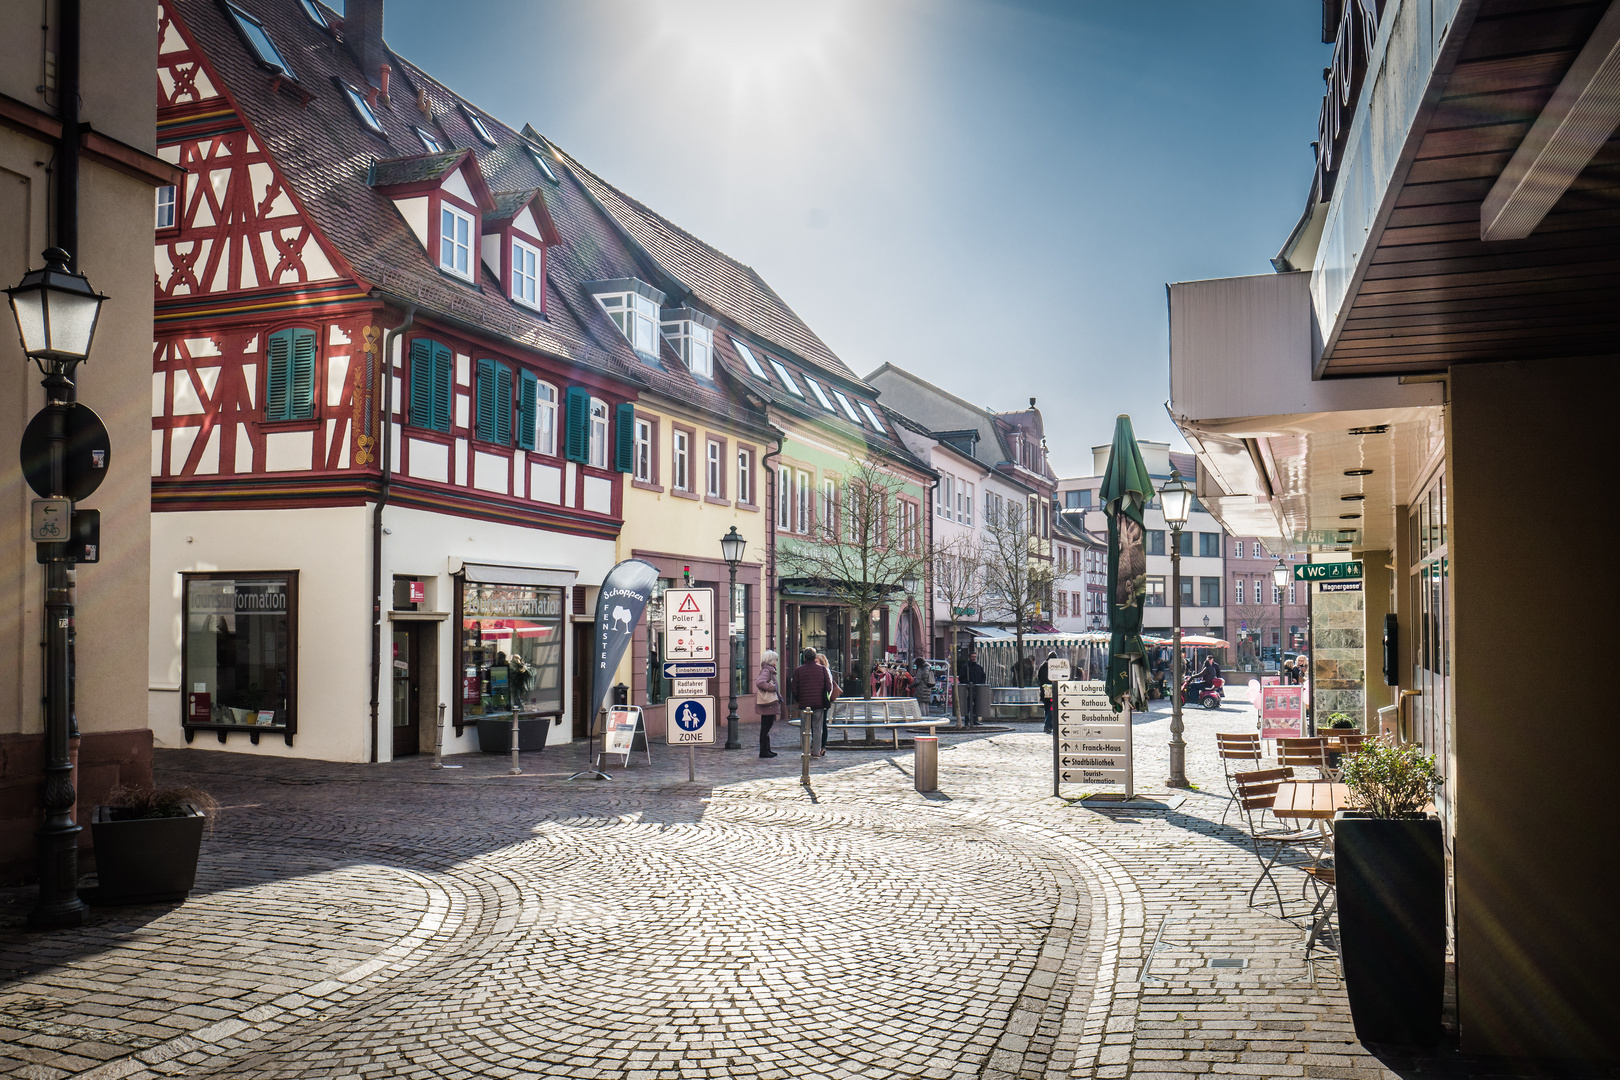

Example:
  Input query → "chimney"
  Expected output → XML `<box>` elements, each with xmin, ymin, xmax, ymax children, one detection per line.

<box><xmin>346</xmin><ymin>0</ymin><xmax>386</xmax><ymax>89</ymax></box>
<box><xmin>1029</xmin><ymin>397</ymin><xmax>1037</xmax><ymax>409</ymax></box>
<box><xmin>377</xmin><ymin>63</ymin><xmax>391</xmax><ymax>106</ymax></box>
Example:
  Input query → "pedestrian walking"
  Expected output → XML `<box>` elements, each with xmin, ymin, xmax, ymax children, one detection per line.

<box><xmin>793</xmin><ymin>649</ymin><xmax>832</xmax><ymax>755</ymax></box>
<box><xmin>912</xmin><ymin>658</ymin><xmax>933</xmax><ymax>712</ymax></box>
<box><xmin>958</xmin><ymin>650</ymin><xmax>987</xmax><ymax>727</ymax></box>
<box><xmin>755</xmin><ymin>649</ymin><xmax>781</xmax><ymax>758</ymax></box>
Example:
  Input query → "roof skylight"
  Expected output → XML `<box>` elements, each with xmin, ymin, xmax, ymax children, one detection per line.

<box><xmin>296</xmin><ymin>0</ymin><xmax>328</xmax><ymax>29</ymax></box>
<box><xmin>731</xmin><ymin>337</ymin><xmax>767</xmax><ymax>380</ymax></box>
<box><xmin>806</xmin><ymin>379</ymin><xmax>837</xmax><ymax>413</ymax></box>
<box><xmin>227</xmin><ymin>3</ymin><xmax>295</xmax><ymax>79</ymax></box>
<box><xmin>416</xmin><ymin>127</ymin><xmax>442</xmax><ymax>153</ymax></box>
<box><xmin>767</xmin><ymin>357</ymin><xmax>803</xmax><ymax>397</ymax></box>
<box><xmin>340</xmin><ymin>81</ymin><xmax>385</xmax><ymax>136</ymax></box>
<box><xmin>465</xmin><ymin>109</ymin><xmax>499</xmax><ymax>147</ymax></box>
<box><xmin>858</xmin><ymin>402</ymin><xmax>887</xmax><ymax>432</ymax></box>
<box><xmin>831</xmin><ymin>389</ymin><xmax>864</xmax><ymax>425</ymax></box>
<box><xmin>527</xmin><ymin>145</ymin><xmax>560</xmax><ymax>184</ymax></box>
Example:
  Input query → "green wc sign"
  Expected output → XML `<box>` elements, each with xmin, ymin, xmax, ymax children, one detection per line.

<box><xmin>1294</xmin><ymin>561</ymin><xmax>1363</xmax><ymax>582</ymax></box>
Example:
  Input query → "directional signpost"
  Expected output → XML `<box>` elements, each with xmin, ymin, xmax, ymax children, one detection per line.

<box><xmin>668</xmin><ymin>695</ymin><xmax>715</xmax><ymax>781</ymax></box>
<box><xmin>1294</xmin><ymin>561</ymin><xmax>1363</xmax><ymax>581</ymax></box>
<box><xmin>1054</xmin><ymin>679</ymin><xmax>1133</xmax><ymax>798</ymax></box>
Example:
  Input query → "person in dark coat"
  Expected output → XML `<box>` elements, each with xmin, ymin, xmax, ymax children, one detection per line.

<box><xmin>958</xmin><ymin>651</ymin><xmax>987</xmax><ymax>727</ymax></box>
<box><xmin>790</xmin><ymin>648</ymin><xmax>832</xmax><ymax>756</ymax></box>
<box><xmin>1036</xmin><ymin>650</ymin><xmax>1060</xmax><ymax>734</ymax></box>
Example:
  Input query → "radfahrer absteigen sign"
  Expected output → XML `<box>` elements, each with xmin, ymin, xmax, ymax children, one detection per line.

<box><xmin>1294</xmin><ymin>561</ymin><xmax>1363</xmax><ymax>582</ymax></box>
<box><xmin>1054</xmin><ymin>679</ymin><xmax>1133</xmax><ymax>798</ymax></box>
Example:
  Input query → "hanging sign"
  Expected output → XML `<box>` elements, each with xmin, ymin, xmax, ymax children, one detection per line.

<box><xmin>1295</xmin><ymin>561</ymin><xmax>1362</xmax><ymax>581</ymax></box>
<box><xmin>663</xmin><ymin>588</ymin><xmax>714</xmax><ymax>661</ymax></box>
<box><xmin>1260</xmin><ymin>685</ymin><xmax>1304</xmax><ymax>740</ymax></box>
<box><xmin>1055</xmin><ymin>679</ymin><xmax>1132</xmax><ymax>790</ymax></box>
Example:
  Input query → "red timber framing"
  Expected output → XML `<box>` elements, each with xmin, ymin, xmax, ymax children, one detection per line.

<box><xmin>150</xmin><ymin>1</ymin><xmax>632</xmax><ymax>538</ymax></box>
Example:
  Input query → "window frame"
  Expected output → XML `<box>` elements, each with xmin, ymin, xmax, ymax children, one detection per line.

<box><xmin>795</xmin><ymin>469</ymin><xmax>812</xmax><ymax>535</ymax></box>
<box><xmin>633</xmin><ymin>417</ymin><xmax>655</xmax><ymax>483</ymax></box>
<box><xmin>830</xmin><ymin>388</ymin><xmax>864</xmax><ymax>425</ymax></box>
<box><xmin>415</xmin><ymin>127</ymin><xmax>442</xmax><ymax>153</ymax></box>
<box><xmin>226</xmin><ymin>2</ymin><xmax>296</xmax><ymax>79</ymax></box>
<box><xmin>858</xmin><ymin>402</ymin><xmax>886</xmax><ymax>431</ymax></box>
<box><xmin>671</xmin><ymin>427</ymin><xmax>691</xmax><ymax>493</ymax></box>
<box><xmin>776</xmin><ymin>465</ymin><xmax>792</xmax><ymax>530</ymax></box>
<box><xmin>156</xmin><ymin>184</ymin><xmax>177</xmax><ymax>231</ymax></box>
<box><xmin>736</xmin><ymin>445</ymin><xmax>755</xmax><ymax>507</ymax></box>
<box><xmin>1145</xmin><ymin>576</ymin><xmax>1166</xmax><ymax>607</ymax></box>
<box><xmin>732</xmin><ymin>337</ymin><xmax>768</xmax><ymax>379</ymax></box>
<box><xmin>464</xmin><ymin>108</ymin><xmax>499</xmax><ymax>147</ymax></box>
<box><xmin>821</xmin><ymin>478</ymin><xmax>838</xmax><ymax>539</ymax></box>
<box><xmin>662</xmin><ymin>318</ymin><xmax>714</xmax><ymax>378</ymax></box>
<box><xmin>768</xmin><ymin>357</ymin><xmax>804</xmax><ymax>397</ymax></box>
<box><xmin>511</xmin><ymin>236</ymin><xmax>543</xmax><ymax>310</ymax></box>
<box><xmin>598</xmin><ymin>292</ymin><xmax>660</xmax><ymax>354</ymax></box>
<box><xmin>339</xmin><ymin>81</ymin><xmax>385</xmax><ymax>136</ymax></box>
<box><xmin>588</xmin><ymin>397</ymin><xmax>609</xmax><ymax>470</ymax></box>
<box><xmin>180</xmin><ymin>570</ymin><xmax>299</xmax><ymax>745</ymax></box>
<box><xmin>439</xmin><ymin>202</ymin><xmax>475</xmax><ymax>281</ymax></box>
<box><xmin>806</xmin><ymin>378</ymin><xmax>838</xmax><ymax>414</ymax></box>
<box><xmin>706</xmin><ymin>437</ymin><xmax>725</xmax><ymax>499</ymax></box>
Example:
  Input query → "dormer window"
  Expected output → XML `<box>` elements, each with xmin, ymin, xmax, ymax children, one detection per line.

<box><xmin>588</xmin><ymin>279</ymin><xmax>666</xmax><ymax>356</ymax></box>
<box><xmin>463</xmin><ymin>107</ymin><xmax>498</xmax><ymax>147</ymax></box>
<box><xmin>731</xmin><ymin>337</ymin><xmax>768</xmax><ymax>379</ymax></box>
<box><xmin>416</xmin><ymin>127</ymin><xmax>442</xmax><ymax>153</ymax></box>
<box><xmin>226</xmin><ymin>3</ymin><xmax>295</xmax><ymax>79</ymax></box>
<box><xmin>830</xmin><ymin>389</ymin><xmax>863</xmax><ymax>425</ymax></box>
<box><xmin>661</xmin><ymin>308</ymin><xmax>717</xmax><ymax>378</ymax></box>
<box><xmin>768</xmin><ymin>357</ymin><xmax>803</xmax><ymax>397</ymax></box>
<box><xmin>440</xmin><ymin>203</ymin><xmax>474</xmax><ymax>279</ymax></box>
<box><xmin>339</xmin><ymin>81</ymin><xmax>385</xmax><ymax>136</ymax></box>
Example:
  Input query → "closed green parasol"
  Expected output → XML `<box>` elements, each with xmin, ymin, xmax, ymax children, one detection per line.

<box><xmin>1100</xmin><ymin>415</ymin><xmax>1156</xmax><ymax>712</ymax></box>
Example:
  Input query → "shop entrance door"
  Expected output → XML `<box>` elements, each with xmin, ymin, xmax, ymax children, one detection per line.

<box><xmin>392</xmin><ymin>625</ymin><xmax>422</xmax><ymax>757</ymax></box>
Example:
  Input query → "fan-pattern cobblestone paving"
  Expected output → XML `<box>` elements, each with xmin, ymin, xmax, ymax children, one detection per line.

<box><xmin>2</xmin><ymin>698</ymin><xmax>1419</xmax><ymax>1080</ymax></box>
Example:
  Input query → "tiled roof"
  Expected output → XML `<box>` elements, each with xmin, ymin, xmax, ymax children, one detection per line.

<box><xmin>554</xmin><ymin>146</ymin><xmax>864</xmax><ymax>389</ymax></box>
<box><xmin>167</xmin><ymin>0</ymin><xmax>629</xmax><ymax>380</ymax></box>
<box><xmin>366</xmin><ymin>148</ymin><xmax>464</xmax><ymax>188</ymax></box>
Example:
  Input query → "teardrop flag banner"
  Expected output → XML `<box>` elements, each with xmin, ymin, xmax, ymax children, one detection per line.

<box><xmin>589</xmin><ymin>559</ymin><xmax>661</xmax><ymax>725</ymax></box>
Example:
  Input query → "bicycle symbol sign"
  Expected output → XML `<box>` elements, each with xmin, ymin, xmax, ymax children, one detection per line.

<box><xmin>30</xmin><ymin>498</ymin><xmax>71</xmax><ymax>542</ymax></box>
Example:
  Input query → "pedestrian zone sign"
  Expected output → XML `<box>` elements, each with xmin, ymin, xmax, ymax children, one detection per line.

<box><xmin>667</xmin><ymin>696</ymin><xmax>715</xmax><ymax>745</ymax></box>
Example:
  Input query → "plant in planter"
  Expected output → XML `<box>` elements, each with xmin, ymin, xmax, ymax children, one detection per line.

<box><xmin>90</xmin><ymin>784</ymin><xmax>216</xmax><ymax>905</ymax></box>
<box><xmin>1326</xmin><ymin>712</ymin><xmax>1359</xmax><ymax>730</ymax></box>
<box><xmin>1336</xmin><ymin>740</ymin><xmax>1445</xmax><ymax>1045</ymax></box>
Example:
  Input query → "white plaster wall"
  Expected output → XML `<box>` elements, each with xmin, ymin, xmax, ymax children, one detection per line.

<box><xmin>379</xmin><ymin>504</ymin><xmax>620</xmax><ymax>755</ymax></box>
<box><xmin>149</xmin><ymin>507</ymin><xmax>371</xmax><ymax>761</ymax></box>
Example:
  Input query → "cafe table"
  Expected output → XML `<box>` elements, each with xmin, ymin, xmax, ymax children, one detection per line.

<box><xmin>1271</xmin><ymin>781</ymin><xmax>1352</xmax><ymax>826</ymax></box>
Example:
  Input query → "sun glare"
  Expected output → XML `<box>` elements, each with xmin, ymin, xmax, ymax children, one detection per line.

<box><xmin>654</xmin><ymin>0</ymin><xmax>853</xmax><ymax>82</ymax></box>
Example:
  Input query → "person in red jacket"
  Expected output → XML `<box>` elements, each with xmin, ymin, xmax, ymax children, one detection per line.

<box><xmin>790</xmin><ymin>648</ymin><xmax>831</xmax><ymax>756</ymax></box>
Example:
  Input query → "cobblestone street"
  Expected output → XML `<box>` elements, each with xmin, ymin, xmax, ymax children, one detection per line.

<box><xmin>1</xmin><ymin>701</ymin><xmax>1492</xmax><ymax>1080</ymax></box>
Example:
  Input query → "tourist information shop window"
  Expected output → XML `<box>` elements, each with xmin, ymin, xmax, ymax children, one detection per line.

<box><xmin>182</xmin><ymin>572</ymin><xmax>297</xmax><ymax>745</ymax></box>
<box><xmin>456</xmin><ymin>582</ymin><xmax>564</xmax><ymax>730</ymax></box>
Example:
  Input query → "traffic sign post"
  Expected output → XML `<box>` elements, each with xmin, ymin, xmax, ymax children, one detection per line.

<box><xmin>663</xmin><ymin>588</ymin><xmax>714</xmax><ymax>661</ymax></box>
<box><xmin>1054</xmin><ymin>680</ymin><xmax>1133</xmax><ymax>798</ymax></box>
<box><xmin>667</xmin><ymin>695</ymin><xmax>715</xmax><ymax>781</ymax></box>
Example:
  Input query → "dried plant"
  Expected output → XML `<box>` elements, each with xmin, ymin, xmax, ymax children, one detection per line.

<box><xmin>103</xmin><ymin>783</ymin><xmax>218</xmax><ymax>824</ymax></box>
<box><xmin>1341</xmin><ymin>740</ymin><xmax>1442</xmax><ymax>819</ymax></box>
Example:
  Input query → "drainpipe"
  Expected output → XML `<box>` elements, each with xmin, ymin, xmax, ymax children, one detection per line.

<box><xmin>761</xmin><ymin>425</ymin><xmax>785</xmax><ymax>650</ymax></box>
<box><xmin>369</xmin><ymin>306</ymin><xmax>415</xmax><ymax>762</ymax></box>
<box><xmin>925</xmin><ymin>472</ymin><xmax>938</xmax><ymax>658</ymax></box>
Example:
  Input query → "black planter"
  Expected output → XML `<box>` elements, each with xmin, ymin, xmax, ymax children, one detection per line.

<box><xmin>475</xmin><ymin>715</ymin><xmax>552</xmax><ymax>753</ymax></box>
<box><xmin>1334</xmin><ymin>813</ymin><xmax>1445</xmax><ymax>1045</ymax></box>
<box><xmin>89</xmin><ymin>805</ymin><xmax>206</xmax><ymax>905</ymax></box>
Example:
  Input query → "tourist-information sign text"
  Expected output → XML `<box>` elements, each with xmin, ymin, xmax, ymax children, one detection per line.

<box><xmin>1295</xmin><ymin>561</ymin><xmax>1363</xmax><ymax>581</ymax></box>
<box><xmin>1055</xmin><ymin>679</ymin><xmax>1132</xmax><ymax>792</ymax></box>
<box><xmin>663</xmin><ymin>588</ymin><xmax>714</xmax><ymax>661</ymax></box>
<box><xmin>667</xmin><ymin>696</ymin><xmax>715</xmax><ymax>745</ymax></box>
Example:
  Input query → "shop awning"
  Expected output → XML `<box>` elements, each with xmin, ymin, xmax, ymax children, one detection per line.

<box><xmin>454</xmin><ymin>561</ymin><xmax>577</xmax><ymax>588</ymax></box>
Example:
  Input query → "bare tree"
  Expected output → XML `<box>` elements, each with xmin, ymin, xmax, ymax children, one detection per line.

<box><xmin>777</xmin><ymin>458</ymin><xmax>928</xmax><ymax>697</ymax></box>
<box><xmin>931</xmin><ymin>530</ymin><xmax>986</xmax><ymax>667</ymax></box>
<box><xmin>981</xmin><ymin>499</ymin><xmax>1056</xmax><ymax>686</ymax></box>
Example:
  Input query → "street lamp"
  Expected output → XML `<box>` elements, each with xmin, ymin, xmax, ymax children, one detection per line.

<box><xmin>1272</xmin><ymin>558</ymin><xmax>1290</xmax><ymax>675</ymax></box>
<box><xmin>1159</xmin><ymin>468</ymin><xmax>1193</xmax><ymax>788</ymax></box>
<box><xmin>719</xmin><ymin>526</ymin><xmax>747</xmax><ymax>750</ymax></box>
<box><xmin>8</xmin><ymin>248</ymin><xmax>108</xmax><ymax>930</ymax></box>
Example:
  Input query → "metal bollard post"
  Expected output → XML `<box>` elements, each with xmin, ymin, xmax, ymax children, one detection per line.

<box><xmin>432</xmin><ymin>702</ymin><xmax>451</xmax><ymax>768</ymax></box>
<box><xmin>800</xmin><ymin>707</ymin><xmax>812</xmax><ymax>785</ymax></box>
<box><xmin>914</xmin><ymin>735</ymin><xmax>938</xmax><ymax>793</ymax></box>
<box><xmin>509</xmin><ymin>712</ymin><xmax>522</xmax><ymax>776</ymax></box>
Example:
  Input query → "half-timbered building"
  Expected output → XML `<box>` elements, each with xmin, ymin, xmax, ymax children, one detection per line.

<box><xmin>148</xmin><ymin>0</ymin><xmax>651</xmax><ymax>761</ymax></box>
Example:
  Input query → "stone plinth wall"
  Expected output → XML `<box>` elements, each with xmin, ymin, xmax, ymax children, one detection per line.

<box><xmin>0</xmin><ymin>729</ymin><xmax>154</xmax><ymax>881</ymax></box>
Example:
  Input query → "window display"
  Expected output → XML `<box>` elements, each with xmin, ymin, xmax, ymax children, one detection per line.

<box><xmin>182</xmin><ymin>573</ymin><xmax>296</xmax><ymax>743</ymax></box>
<box><xmin>457</xmin><ymin>581</ymin><xmax>564</xmax><ymax>726</ymax></box>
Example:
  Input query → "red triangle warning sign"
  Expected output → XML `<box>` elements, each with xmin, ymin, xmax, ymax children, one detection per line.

<box><xmin>677</xmin><ymin>594</ymin><xmax>702</xmax><ymax>613</ymax></box>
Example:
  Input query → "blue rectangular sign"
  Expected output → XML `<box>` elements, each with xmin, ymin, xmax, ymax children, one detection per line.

<box><xmin>662</xmin><ymin>661</ymin><xmax>718</xmax><ymax>679</ymax></box>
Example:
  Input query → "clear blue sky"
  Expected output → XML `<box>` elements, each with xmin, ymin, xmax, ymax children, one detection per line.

<box><xmin>374</xmin><ymin>0</ymin><xmax>1331</xmax><ymax>476</ymax></box>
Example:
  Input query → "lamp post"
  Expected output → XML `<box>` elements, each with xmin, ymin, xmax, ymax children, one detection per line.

<box><xmin>7</xmin><ymin>247</ymin><xmax>108</xmax><ymax>929</ymax></box>
<box><xmin>719</xmin><ymin>526</ymin><xmax>747</xmax><ymax>750</ymax></box>
<box><xmin>1159</xmin><ymin>469</ymin><xmax>1193</xmax><ymax>788</ymax></box>
<box><xmin>1272</xmin><ymin>558</ymin><xmax>1290</xmax><ymax>676</ymax></box>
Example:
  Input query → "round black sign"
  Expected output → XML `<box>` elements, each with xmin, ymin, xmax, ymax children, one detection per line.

<box><xmin>19</xmin><ymin>403</ymin><xmax>113</xmax><ymax>501</ymax></box>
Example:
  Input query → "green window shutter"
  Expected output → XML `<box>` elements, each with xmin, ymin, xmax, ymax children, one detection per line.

<box><xmin>409</xmin><ymin>338</ymin><xmax>434</xmax><ymax>429</ymax></box>
<box><xmin>289</xmin><ymin>328</ymin><xmax>317</xmax><ymax>420</ymax></box>
<box><xmin>494</xmin><ymin>363</ymin><xmax>513</xmax><ymax>445</ymax></box>
<box><xmin>475</xmin><ymin>358</ymin><xmax>496</xmax><ymax>441</ymax></box>
<box><xmin>614</xmin><ymin>402</ymin><xmax>635</xmax><ymax>473</ymax></box>
<box><xmin>265</xmin><ymin>329</ymin><xmax>292</xmax><ymax>421</ymax></box>
<box><xmin>517</xmin><ymin>370</ymin><xmax>537</xmax><ymax>450</ymax></box>
<box><xmin>431</xmin><ymin>342</ymin><xmax>453</xmax><ymax>433</ymax></box>
<box><xmin>564</xmin><ymin>386</ymin><xmax>590</xmax><ymax>463</ymax></box>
